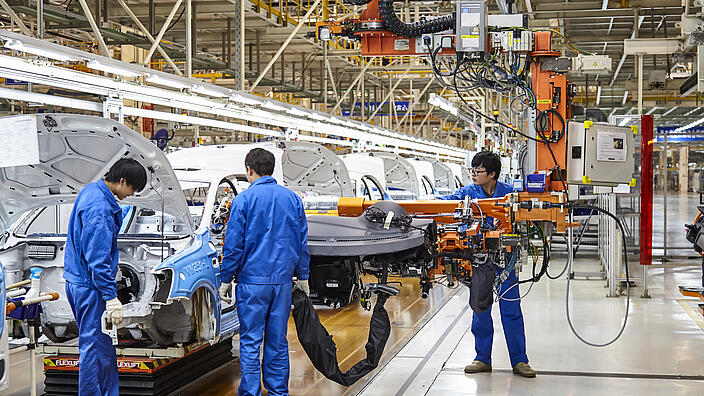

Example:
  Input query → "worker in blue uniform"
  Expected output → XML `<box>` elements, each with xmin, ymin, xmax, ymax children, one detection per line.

<box><xmin>220</xmin><ymin>148</ymin><xmax>310</xmax><ymax>396</ymax></box>
<box><xmin>438</xmin><ymin>151</ymin><xmax>536</xmax><ymax>378</ymax></box>
<box><xmin>63</xmin><ymin>158</ymin><xmax>147</xmax><ymax>396</ymax></box>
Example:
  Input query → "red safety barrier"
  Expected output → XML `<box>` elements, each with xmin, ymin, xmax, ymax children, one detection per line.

<box><xmin>640</xmin><ymin>115</ymin><xmax>654</xmax><ymax>265</ymax></box>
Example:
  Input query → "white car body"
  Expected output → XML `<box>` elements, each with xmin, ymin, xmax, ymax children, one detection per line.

<box><xmin>168</xmin><ymin>141</ymin><xmax>354</xmax><ymax>211</ymax></box>
<box><xmin>340</xmin><ymin>153</ymin><xmax>388</xmax><ymax>200</ymax></box>
<box><xmin>446</xmin><ymin>163</ymin><xmax>471</xmax><ymax>190</ymax></box>
<box><xmin>365</xmin><ymin>152</ymin><xmax>420</xmax><ymax>200</ymax></box>
<box><xmin>432</xmin><ymin>161</ymin><xmax>456</xmax><ymax>196</ymax></box>
<box><xmin>407</xmin><ymin>159</ymin><xmax>437</xmax><ymax>196</ymax></box>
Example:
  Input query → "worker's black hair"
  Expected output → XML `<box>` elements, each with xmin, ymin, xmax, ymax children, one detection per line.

<box><xmin>471</xmin><ymin>151</ymin><xmax>501</xmax><ymax>180</ymax></box>
<box><xmin>245</xmin><ymin>148</ymin><xmax>275</xmax><ymax>176</ymax></box>
<box><xmin>104</xmin><ymin>158</ymin><xmax>148</xmax><ymax>192</ymax></box>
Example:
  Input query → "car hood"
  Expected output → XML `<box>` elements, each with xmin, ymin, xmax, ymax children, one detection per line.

<box><xmin>0</xmin><ymin>114</ymin><xmax>192</xmax><ymax>233</ymax></box>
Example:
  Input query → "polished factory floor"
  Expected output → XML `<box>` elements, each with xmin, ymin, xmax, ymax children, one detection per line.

<box><xmin>6</xmin><ymin>193</ymin><xmax>704</xmax><ymax>395</ymax></box>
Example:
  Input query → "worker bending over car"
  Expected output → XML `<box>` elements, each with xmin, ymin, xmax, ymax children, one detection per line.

<box><xmin>63</xmin><ymin>158</ymin><xmax>147</xmax><ymax>395</ymax></box>
<box><xmin>439</xmin><ymin>150</ymin><xmax>536</xmax><ymax>379</ymax></box>
<box><xmin>220</xmin><ymin>148</ymin><xmax>311</xmax><ymax>396</ymax></box>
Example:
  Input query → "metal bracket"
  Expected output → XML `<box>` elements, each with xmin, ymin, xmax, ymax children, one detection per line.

<box><xmin>103</xmin><ymin>95</ymin><xmax>124</xmax><ymax>123</ymax></box>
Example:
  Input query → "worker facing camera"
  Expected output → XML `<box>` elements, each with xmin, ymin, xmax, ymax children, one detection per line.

<box><xmin>63</xmin><ymin>158</ymin><xmax>148</xmax><ymax>396</ymax></box>
<box><xmin>438</xmin><ymin>150</ymin><xmax>536</xmax><ymax>379</ymax></box>
<box><xmin>220</xmin><ymin>148</ymin><xmax>310</xmax><ymax>396</ymax></box>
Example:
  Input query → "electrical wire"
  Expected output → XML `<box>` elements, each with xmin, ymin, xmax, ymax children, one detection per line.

<box><xmin>564</xmin><ymin>204</ymin><xmax>630</xmax><ymax>347</ymax></box>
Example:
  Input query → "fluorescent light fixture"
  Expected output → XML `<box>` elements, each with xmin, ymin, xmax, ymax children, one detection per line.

<box><xmin>661</xmin><ymin>106</ymin><xmax>678</xmax><ymax>117</ymax></box>
<box><xmin>87</xmin><ymin>59</ymin><xmax>142</xmax><ymax>78</ymax></box>
<box><xmin>684</xmin><ymin>107</ymin><xmax>700</xmax><ymax>117</ymax></box>
<box><xmin>428</xmin><ymin>93</ymin><xmax>459</xmax><ymax>116</ymax></box>
<box><xmin>675</xmin><ymin>117</ymin><xmax>704</xmax><ymax>132</ymax></box>
<box><xmin>309</xmin><ymin>112</ymin><xmax>329</xmax><ymax>121</ymax></box>
<box><xmin>646</xmin><ymin>106</ymin><xmax>658</xmax><ymax>115</ymax></box>
<box><xmin>145</xmin><ymin>73</ymin><xmax>190</xmax><ymax>89</ymax></box>
<box><xmin>231</xmin><ymin>93</ymin><xmax>264</xmax><ymax>106</ymax></box>
<box><xmin>261</xmin><ymin>101</ymin><xmax>287</xmax><ymax>111</ymax></box>
<box><xmin>4</xmin><ymin>39</ymin><xmax>79</xmax><ymax>62</ymax></box>
<box><xmin>596</xmin><ymin>86</ymin><xmax>602</xmax><ymax>105</ymax></box>
<box><xmin>286</xmin><ymin>107</ymin><xmax>310</xmax><ymax>117</ymax></box>
<box><xmin>191</xmin><ymin>84</ymin><xmax>229</xmax><ymax>97</ymax></box>
<box><xmin>428</xmin><ymin>93</ymin><xmax>445</xmax><ymax>107</ymax></box>
<box><xmin>622</xmin><ymin>90</ymin><xmax>629</xmax><ymax>105</ymax></box>
<box><xmin>618</xmin><ymin>117</ymin><xmax>632</xmax><ymax>127</ymax></box>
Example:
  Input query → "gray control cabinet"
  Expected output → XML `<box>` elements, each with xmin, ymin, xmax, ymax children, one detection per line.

<box><xmin>567</xmin><ymin>121</ymin><xmax>635</xmax><ymax>186</ymax></box>
<box><xmin>455</xmin><ymin>1</ymin><xmax>487</xmax><ymax>53</ymax></box>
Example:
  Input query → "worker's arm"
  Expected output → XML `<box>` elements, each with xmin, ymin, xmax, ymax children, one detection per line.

<box><xmin>294</xmin><ymin>202</ymin><xmax>310</xmax><ymax>281</ymax></box>
<box><xmin>81</xmin><ymin>209</ymin><xmax>118</xmax><ymax>301</ymax></box>
<box><xmin>438</xmin><ymin>186</ymin><xmax>470</xmax><ymax>200</ymax></box>
<box><xmin>221</xmin><ymin>196</ymin><xmax>247</xmax><ymax>284</ymax></box>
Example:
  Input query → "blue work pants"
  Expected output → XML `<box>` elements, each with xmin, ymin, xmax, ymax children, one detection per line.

<box><xmin>65</xmin><ymin>282</ymin><xmax>119</xmax><ymax>396</ymax></box>
<box><xmin>236</xmin><ymin>282</ymin><xmax>292</xmax><ymax>396</ymax></box>
<box><xmin>470</xmin><ymin>270</ymin><xmax>528</xmax><ymax>367</ymax></box>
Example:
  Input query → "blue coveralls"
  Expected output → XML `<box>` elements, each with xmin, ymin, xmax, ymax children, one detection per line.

<box><xmin>221</xmin><ymin>176</ymin><xmax>310</xmax><ymax>396</ymax></box>
<box><xmin>63</xmin><ymin>180</ymin><xmax>123</xmax><ymax>396</ymax></box>
<box><xmin>439</xmin><ymin>181</ymin><xmax>529</xmax><ymax>367</ymax></box>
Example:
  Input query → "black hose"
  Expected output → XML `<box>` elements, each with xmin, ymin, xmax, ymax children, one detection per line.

<box><xmin>536</xmin><ymin>109</ymin><xmax>566</xmax><ymax>143</ymax></box>
<box><xmin>565</xmin><ymin>204</ymin><xmax>630</xmax><ymax>347</ymax></box>
<box><xmin>379</xmin><ymin>0</ymin><xmax>455</xmax><ymax>37</ymax></box>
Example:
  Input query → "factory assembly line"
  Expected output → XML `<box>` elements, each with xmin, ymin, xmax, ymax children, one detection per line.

<box><xmin>1</xmin><ymin>0</ymin><xmax>703</xmax><ymax>395</ymax></box>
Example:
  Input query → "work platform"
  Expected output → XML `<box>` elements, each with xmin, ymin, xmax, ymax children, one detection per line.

<box><xmin>41</xmin><ymin>338</ymin><xmax>234</xmax><ymax>395</ymax></box>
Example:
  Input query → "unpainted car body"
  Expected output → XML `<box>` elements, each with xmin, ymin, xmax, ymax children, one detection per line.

<box><xmin>0</xmin><ymin>114</ymin><xmax>236</xmax><ymax>346</ymax></box>
<box><xmin>446</xmin><ymin>163</ymin><xmax>471</xmax><ymax>189</ymax></box>
<box><xmin>340</xmin><ymin>153</ymin><xmax>389</xmax><ymax>200</ymax></box>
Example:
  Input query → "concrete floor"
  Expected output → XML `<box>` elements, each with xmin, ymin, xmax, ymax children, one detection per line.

<box><xmin>4</xmin><ymin>193</ymin><xmax>704</xmax><ymax>395</ymax></box>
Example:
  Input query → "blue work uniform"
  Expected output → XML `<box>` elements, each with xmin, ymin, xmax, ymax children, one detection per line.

<box><xmin>439</xmin><ymin>181</ymin><xmax>529</xmax><ymax>367</ymax></box>
<box><xmin>221</xmin><ymin>176</ymin><xmax>310</xmax><ymax>396</ymax></box>
<box><xmin>63</xmin><ymin>180</ymin><xmax>123</xmax><ymax>396</ymax></box>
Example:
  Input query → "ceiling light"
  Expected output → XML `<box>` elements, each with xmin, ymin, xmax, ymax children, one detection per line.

<box><xmin>4</xmin><ymin>39</ymin><xmax>79</xmax><ymax>62</ymax></box>
<box><xmin>261</xmin><ymin>101</ymin><xmax>287</xmax><ymax>111</ymax></box>
<box><xmin>191</xmin><ymin>84</ymin><xmax>229</xmax><ymax>97</ymax></box>
<box><xmin>309</xmin><ymin>112</ymin><xmax>329</xmax><ymax>121</ymax></box>
<box><xmin>428</xmin><ymin>93</ymin><xmax>445</xmax><ymax>107</ymax></box>
<box><xmin>231</xmin><ymin>93</ymin><xmax>264</xmax><ymax>106</ymax></box>
<box><xmin>595</xmin><ymin>86</ymin><xmax>602</xmax><ymax>105</ymax></box>
<box><xmin>675</xmin><ymin>117</ymin><xmax>704</xmax><ymax>132</ymax></box>
<box><xmin>286</xmin><ymin>107</ymin><xmax>310</xmax><ymax>117</ymax></box>
<box><xmin>618</xmin><ymin>117</ymin><xmax>632</xmax><ymax>126</ymax></box>
<box><xmin>87</xmin><ymin>59</ymin><xmax>142</xmax><ymax>78</ymax></box>
<box><xmin>622</xmin><ymin>91</ymin><xmax>629</xmax><ymax>105</ymax></box>
<box><xmin>661</xmin><ymin>106</ymin><xmax>679</xmax><ymax>117</ymax></box>
<box><xmin>145</xmin><ymin>73</ymin><xmax>190</xmax><ymax>89</ymax></box>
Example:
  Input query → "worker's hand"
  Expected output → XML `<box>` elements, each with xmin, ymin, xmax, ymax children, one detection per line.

<box><xmin>418</xmin><ymin>194</ymin><xmax>436</xmax><ymax>200</ymax></box>
<box><xmin>293</xmin><ymin>279</ymin><xmax>310</xmax><ymax>296</ymax></box>
<box><xmin>219</xmin><ymin>282</ymin><xmax>233</xmax><ymax>304</ymax></box>
<box><xmin>105</xmin><ymin>297</ymin><xmax>124</xmax><ymax>326</ymax></box>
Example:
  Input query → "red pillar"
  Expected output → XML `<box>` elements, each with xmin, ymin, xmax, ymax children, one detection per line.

<box><xmin>640</xmin><ymin>115</ymin><xmax>654</xmax><ymax>265</ymax></box>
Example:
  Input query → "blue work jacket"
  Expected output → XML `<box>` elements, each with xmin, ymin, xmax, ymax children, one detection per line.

<box><xmin>439</xmin><ymin>180</ymin><xmax>514</xmax><ymax>200</ymax></box>
<box><xmin>63</xmin><ymin>180</ymin><xmax>123</xmax><ymax>301</ymax></box>
<box><xmin>221</xmin><ymin>176</ymin><xmax>310</xmax><ymax>284</ymax></box>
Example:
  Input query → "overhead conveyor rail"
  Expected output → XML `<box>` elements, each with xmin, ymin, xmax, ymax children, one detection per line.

<box><xmin>0</xmin><ymin>30</ymin><xmax>468</xmax><ymax>161</ymax></box>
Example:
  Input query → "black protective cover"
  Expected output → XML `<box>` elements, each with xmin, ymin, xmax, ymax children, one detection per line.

<box><xmin>468</xmin><ymin>254</ymin><xmax>496</xmax><ymax>313</ymax></box>
<box><xmin>292</xmin><ymin>289</ymin><xmax>391</xmax><ymax>386</ymax></box>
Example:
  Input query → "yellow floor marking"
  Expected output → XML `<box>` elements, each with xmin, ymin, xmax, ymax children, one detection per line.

<box><xmin>676</xmin><ymin>298</ymin><xmax>704</xmax><ymax>333</ymax></box>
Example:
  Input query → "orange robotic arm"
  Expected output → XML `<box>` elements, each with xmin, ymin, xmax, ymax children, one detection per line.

<box><xmin>337</xmin><ymin>191</ymin><xmax>569</xmax><ymax>233</ymax></box>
